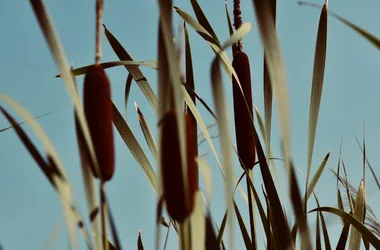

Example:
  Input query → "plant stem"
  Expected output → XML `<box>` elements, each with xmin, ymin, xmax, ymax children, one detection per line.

<box><xmin>100</xmin><ymin>181</ymin><xmax>109</xmax><ymax>250</ymax></box>
<box><xmin>246</xmin><ymin>169</ymin><xmax>256</xmax><ymax>250</ymax></box>
<box><xmin>95</xmin><ymin>0</ymin><xmax>103</xmax><ymax>64</ymax></box>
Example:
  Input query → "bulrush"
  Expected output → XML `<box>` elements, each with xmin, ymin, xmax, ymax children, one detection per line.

<box><xmin>160</xmin><ymin>109</ymin><xmax>197</xmax><ymax>222</ymax></box>
<box><xmin>83</xmin><ymin>64</ymin><xmax>115</xmax><ymax>182</ymax></box>
<box><xmin>232</xmin><ymin>50</ymin><xmax>256</xmax><ymax>170</ymax></box>
<box><xmin>185</xmin><ymin>109</ymin><xmax>197</xmax><ymax>213</ymax></box>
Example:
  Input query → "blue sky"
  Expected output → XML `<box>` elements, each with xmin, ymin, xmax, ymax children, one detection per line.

<box><xmin>1</xmin><ymin>0</ymin><xmax>380</xmax><ymax>249</ymax></box>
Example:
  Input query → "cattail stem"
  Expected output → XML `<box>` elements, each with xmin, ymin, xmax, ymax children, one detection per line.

<box><xmin>233</xmin><ymin>0</ymin><xmax>243</xmax><ymax>51</ymax></box>
<box><xmin>100</xmin><ymin>181</ymin><xmax>109</xmax><ymax>250</ymax></box>
<box><xmin>95</xmin><ymin>0</ymin><xmax>103</xmax><ymax>64</ymax></box>
<box><xmin>246</xmin><ymin>170</ymin><xmax>256</xmax><ymax>249</ymax></box>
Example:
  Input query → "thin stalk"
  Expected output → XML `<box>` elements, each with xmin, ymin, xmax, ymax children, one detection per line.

<box><xmin>100</xmin><ymin>181</ymin><xmax>109</xmax><ymax>250</ymax></box>
<box><xmin>95</xmin><ymin>0</ymin><xmax>103</xmax><ymax>64</ymax></box>
<box><xmin>246</xmin><ymin>169</ymin><xmax>256</xmax><ymax>249</ymax></box>
<box><xmin>163</xmin><ymin>222</ymin><xmax>171</xmax><ymax>250</ymax></box>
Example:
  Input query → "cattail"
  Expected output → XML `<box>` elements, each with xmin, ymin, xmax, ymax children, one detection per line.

<box><xmin>83</xmin><ymin>64</ymin><xmax>115</xmax><ymax>181</ymax></box>
<box><xmin>232</xmin><ymin>51</ymin><xmax>256</xmax><ymax>170</ymax></box>
<box><xmin>161</xmin><ymin>110</ymin><xmax>197</xmax><ymax>222</ymax></box>
<box><xmin>161</xmin><ymin>110</ymin><xmax>187</xmax><ymax>222</ymax></box>
<box><xmin>185</xmin><ymin>109</ymin><xmax>197</xmax><ymax>213</ymax></box>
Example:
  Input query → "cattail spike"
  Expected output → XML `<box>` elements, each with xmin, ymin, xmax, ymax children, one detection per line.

<box><xmin>232</xmin><ymin>51</ymin><xmax>256</xmax><ymax>170</ymax></box>
<box><xmin>83</xmin><ymin>64</ymin><xmax>115</xmax><ymax>181</ymax></box>
<box><xmin>233</xmin><ymin>0</ymin><xmax>243</xmax><ymax>51</ymax></box>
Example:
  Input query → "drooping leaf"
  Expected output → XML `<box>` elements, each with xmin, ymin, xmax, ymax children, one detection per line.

<box><xmin>298</xmin><ymin>1</ymin><xmax>380</xmax><ymax>50</ymax></box>
<box><xmin>55</xmin><ymin>60</ymin><xmax>158</xmax><ymax>78</ymax></box>
<box><xmin>310</xmin><ymin>207</ymin><xmax>380</xmax><ymax>248</ymax></box>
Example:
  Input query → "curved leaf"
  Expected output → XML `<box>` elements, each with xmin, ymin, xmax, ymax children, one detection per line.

<box><xmin>309</xmin><ymin>207</ymin><xmax>380</xmax><ymax>248</ymax></box>
<box><xmin>55</xmin><ymin>60</ymin><xmax>158</xmax><ymax>78</ymax></box>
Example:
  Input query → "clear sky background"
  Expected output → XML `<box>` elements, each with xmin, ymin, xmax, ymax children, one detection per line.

<box><xmin>1</xmin><ymin>0</ymin><xmax>380</xmax><ymax>249</ymax></box>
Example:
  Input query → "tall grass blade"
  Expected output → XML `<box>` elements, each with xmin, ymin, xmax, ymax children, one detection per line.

<box><xmin>250</xmin><ymin>112</ymin><xmax>292</xmax><ymax>248</ymax></box>
<box><xmin>157</xmin><ymin>3</ymin><xmax>188</xmax><ymax>220</ymax></box>
<box><xmin>207</xmin><ymin>24</ymin><xmax>253</xmax><ymax>249</ymax></box>
<box><xmin>310</xmin><ymin>207</ymin><xmax>380</xmax><ymax>248</ymax></box>
<box><xmin>197</xmin><ymin>158</ymin><xmax>213</xmax><ymax>205</ymax></box>
<box><xmin>263</xmin><ymin>0</ymin><xmax>276</xmax><ymax>159</ymax></box>
<box><xmin>137</xmin><ymin>230</ymin><xmax>144</xmax><ymax>250</ymax></box>
<box><xmin>107</xmin><ymin>200</ymin><xmax>123</xmax><ymax>250</ymax></box>
<box><xmin>174</xmin><ymin>7</ymin><xmax>242</xmax><ymax>86</ymax></box>
<box><xmin>251</xmin><ymin>0</ymin><xmax>292</xmax><ymax>177</ymax></box>
<box><xmin>184</xmin><ymin>22</ymin><xmax>199</xmax><ymax>194</ymax></box>
<box><xmin>135</xmin><ymin>103</ymin><xmax>158</xmax><ymax>163</ymax></box>
<box><xmin>205</xmin><ymin>212</ymin><xmax>221</xmax><ymax>250</ymax></box>
<box><xmin>74</xmin><ymin>111</ymin><xmax>101</xmax><ymax>250</ymax></box>
<box><xmin>233</xmin><ymin>201</ymin><xmax>252</xmax><ymax>249</ymax></box>
<box><xmin>298</xmin><ymin>1</ymin><xmax>380</xmax><ymax>50</ymax></box>
<box><xmin>289</xmin><ymin>163</ymin><xmax>312</xmax><ymax>250</ymax></box>
<box><xmin>183</xmin><ymin>86</ymin><xmax>247</xmax><ymax>202</ymax></box>
<box><xmin>28</xmin><ymin>1</ymin><xmax>101</xmax><ymax>247</ymax></box>
<box><xmin>348</xmin><ymin>180</ymin><xmax>366</xmax><ymax>250</ymax></box>
<box><xmin>314</xmin><ymin>195</ymin><xmax>332</xmax><ymax>250</ymax></box>
<box><xmin>225</xmin><ymin>2</ymin><xmax>237</xmax><ymax>58</ymax></box>
<box><xmin>316</xmin><ymin>212</ymin><xmax>321</xmax><ymax>250</ymax></box>
<box><xmin>112</xmin><ymin>102</ymin><xmax>159</xmax><ymax>192</ymax></box>
<box><xmin>354</xmin><ymin>134</ymin><xmax>380</xmax><ymax>191</ymax></box>
<box><xmin>190</xmin><ymin>191</ymin><xmax>206</xmax><ymax>250</ymax></box>
<box><xmin>28</xmin><ymin>0</ymin><xmax>99</xmax><ymax>192</ymax></box>
<box><xmin>306</xmin><ymin>150</ymin><xmax>331</xmax><ymax>201</ymax></box>
<box><xmin>125</xmin><ymin>74</ymin><xmax>133</xmax><ymax>118</ymax></box>
<box><xmin>263</xmin><ymin>190</ymin><xmax>278</xmax><ymax>250</ymax></box>
<box><xmin>1</xmin><ymin>107</ymin><xmax>56</xmax><ymax>188</ymax></box>
<box><xmin>210</xmin><ymin>52</ymin><xmax>235</xmax><ymax>250</ymax></box>
<box><xmin>245</xmin><ymin>170</ymin><xmax>271</xmax><ymax>244</ymax></box>
<box><xmin>254</xmin><ymin>106</ymin><xmax>280</xmax><ymax>185</ymax></box>
<box><xmin>216</xmin><ymin>209</ymin><xmax>227</xmax><ymax>248</ymax></box>
<box><xmin>104</xmin><ymin>25</ymin><xmax>158</xmax><ymax>115</ymax></box>
<box><xmin>336</xmin><ymin>219</ymin><xmax>350</xmax><ymax>250</ymax></box>
<box><xmin>189</xmin><ymin>0</ymin><xmax>221</xmax><ymax>46</ymax></box>
<box><xmin>0</xmin><ymin>94</ymin><xmax>80</xmax><ymax>249</ymax></box>
<box><xmin>306</xmin><ymin>1</ymin><xmax>328</xmax><ymax>207</ymax></box>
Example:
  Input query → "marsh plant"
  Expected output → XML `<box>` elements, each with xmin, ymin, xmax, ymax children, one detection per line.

<box><xmin>2</xmin><ymin>0</ymin><xmax>380</xmax><ymax>249</ymax></box>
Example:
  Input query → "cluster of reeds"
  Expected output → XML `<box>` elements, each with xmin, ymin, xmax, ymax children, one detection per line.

<box><xmin>2</xmin><ymin>0</ymin><xmax>380</xmax><ymax>249</ymax></box>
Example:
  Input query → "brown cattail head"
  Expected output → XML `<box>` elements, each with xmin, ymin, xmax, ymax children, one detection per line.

<box><xmin>232</xmin><ymin>51</ymin><xmax>256</xmax><ymax>170</ymax></box>
<box><xmin>83</xmin><ymin>64</ymin><xmax>115</xmax><ymax>182</ymax></box>
<box><xmin>160</xmin><ymin>110</ymin><xmax>188</xmax><ymax>222</ymax></box>
<box><xmin>185</xmin><ymin>109</ymin><xmax>198</xmax><ymax>213</ymax></box>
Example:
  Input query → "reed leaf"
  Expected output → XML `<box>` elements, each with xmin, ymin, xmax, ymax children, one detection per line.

<box><xmin>135</xmin><ymin>103</ymin><xmax>158</xmax><ymax>164</ymax></box>
<box><xmin>55</xmin><ymin>60</ymin><xmax>158</xmax><ymax>78</ymax></box>
<box><xmin>104</xmin><ymin>25</ymin><xmax>158</xmax><ymax>115</ymax></box>
<box><xmin>310</xmin><ymin>207</ymin><xmax>380</xmax><ymax>248</ymax></box>
<box><xmin>112</xmin><ymin>102</ymin><xmax>158</xmax><ymax>192</ymax></box>
<box><xmin>306</xmin><ymin>1</ymin><xmax>328</xmax><ymax>204</ymax></box>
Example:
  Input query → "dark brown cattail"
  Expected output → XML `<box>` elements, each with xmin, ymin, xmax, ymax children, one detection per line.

<box><xmin>161</xmin><ymin>110</ymin><xmax>197</xmax><ymax>222</ymax></box>
<box><xmin>185</xmin><ymin>109</ymin><xmax>197</xmax><ymax>213</ymax></box>
<box><xmin>83</xmin><ymin>64</ymin><xmax>115</xmax><ymax>182</ymax></box>
<box><xmin>161</xmin><ymin>110</ymin><xmax>187</xmax><ymax>222</ymax></box>
<box><xmin>232</xmin><ymin>51</ymin><xmax>256</xmax><ymax>170</ymax></box>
